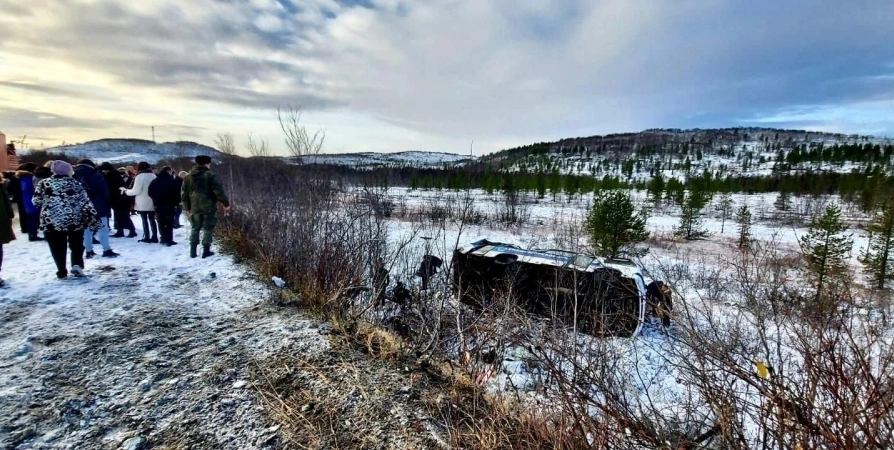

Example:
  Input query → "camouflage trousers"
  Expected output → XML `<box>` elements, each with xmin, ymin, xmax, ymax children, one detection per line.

<box><xmin>189</xmin><ymin>213</ymin><xmax>218</xmax><ymax>247</ymax></box>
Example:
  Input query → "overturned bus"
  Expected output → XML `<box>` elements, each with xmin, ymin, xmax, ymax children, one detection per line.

<box><xmin>452</xmin><ymin>240</ymin><xmax>670</xmax><ymax>338</ymax></box>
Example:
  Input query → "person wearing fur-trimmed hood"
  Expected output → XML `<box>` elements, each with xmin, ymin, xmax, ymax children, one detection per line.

<box><xmin>15</xmin><ymin>163</ymin><xmax>44</xmax><ymax>241</ymax></box>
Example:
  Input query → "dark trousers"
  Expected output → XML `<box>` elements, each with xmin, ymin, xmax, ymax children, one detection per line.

<box><xmin>26</xmin><ymin>211</ymin><xmax>40</xmax><ymax>236</ymax></box>
<box><xmin>16</xmin><ymin>202</ymin><xmax>27</xmax><ymax>233</ymax></box>
<box><xmin>0</xmin><ymin>243</ymin><xmax>4</xmax><ymax>272</ymax></box>
<box><xmin>156</xmin><ymin>206</ymin><xmax>175</xmax><ymax>243</ymax></box>
<box><xmin>138</xmin><ymin>211</ymin><xmax>158</xmax><ymax>240</ymax></box>
<box><xmin>45</xmin><ymin>230</ymin><xmax>85</xmax><ymax>276</ymax></box>
<box><xmin>113</xmin><ymin>205</ymin><xmax>135</xmax><ymax>232</ymax></box>
<box><xmin>174</xmin><ymin>205</ymin><xmax>183</xmax><ymax>227</ymax></box>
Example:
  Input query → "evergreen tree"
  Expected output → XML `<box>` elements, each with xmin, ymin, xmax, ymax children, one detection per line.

<box><xmin>774</xmin><ymin>190</ymin><xmax>793</xmax><ymax>224</ymax></box>
<box><xmin>717</xmin><ymin>193</ymin><xmax>734</xmax><ymax>233</ymax></box>
<box><xmin>586</xmin><ymin>191</ymin><xmax>649</xmax><ymax>258</ymax></box>
<box><xmin>647</xmin><ymin>173</ymin><xmax>665</xmax><ymax>205</ymax></box>
<box><xmin>548</xmin><ymin>170</ymin><xmax>562</xmax><ymax>201</ymax></box>
<box><xmin>860</xmin><ymin>199</ymin><xmax>894</xmax><ymax>289</ymax></box>
<box><xmin>774</xmin><ymin>190</ymin><xmax>791</xmax><ymax>212</ymax></box>
<box><xmin>535</xmin><ymin>172</ymin><xmax>547</xmax><ymax>199</ymax></box>
<box><xmin>736</xmin><ymin>205</ymin><xmax>752</xmax><ymax>250</ymax></box>
<box><xmin>801</xmin><ymin>204</ymin><xmax>853</xmax><ymax>300</ymax></box>
<box><xmin>564</xmin><ymin>175</ymin><xmax>580</xmax><ymax>201</ymax></box>
<box><xmin>676</xmin><ymin>185</ymin><xmax>711</xmax><ymax>240</ymax></box>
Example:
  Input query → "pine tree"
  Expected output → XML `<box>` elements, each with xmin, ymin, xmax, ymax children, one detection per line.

<box><xmin>676</xmin><ymin>185</ymin><xmax>711</xmax><ymax>240</ymax></box>
<box><xmin>774</xmin><ymin>190</ymin><xmax>794</xmax><ymax>224</ymax></box>
<box><xmin>586</xmin><ymin>191</ymin><xmax>648</xmax><ymax>258</ymax></box>
<box><xmin>647</xmin><ymin>173</ymin><xmax>665</xmax><ymax>205</ymax></box>
<box><xmin>548</xmin><ymin>170</ymin><xmax>562</xmax><ymax>201</ymax></box>
<box><xmin>717</xmin><ymin>193</ymin><xmax>734</xmax><ymax>233</ymax></box>
<box><xmin>860</xmin><ymin>200</ymin><xmax>894</xmax><ymax>289</ymax></box>
<box><xmin>535</xmin><ymin>172</ymin><xmax>547</xmax><ymax>199</ymax></box>
<box><xmin>736</xmin><ymin>205</ymin><xmax>752</xmax><ymax>250</ymax></box>
<box><xmin>801</xmin><ymin>204</ymin><xmax>853</xmax><ymax>300</ymax></box>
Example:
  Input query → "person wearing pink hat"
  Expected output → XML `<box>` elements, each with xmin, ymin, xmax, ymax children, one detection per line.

<box><xmin>32</xmin><ymin>160</ymin><xmax>102</xmax><ymax>279</ymax></box>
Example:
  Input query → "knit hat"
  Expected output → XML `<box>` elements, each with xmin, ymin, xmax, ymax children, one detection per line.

<box><xmin>50</xmin><ymin>160</ymin><xmax>73</xmax><ymax>176</ymax></box>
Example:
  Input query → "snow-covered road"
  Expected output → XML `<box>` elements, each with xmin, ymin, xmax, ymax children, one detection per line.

<box><xmin>0</xmin><ymin>219</ymin><xmax>327</xmax><ymax>449</ymax></box>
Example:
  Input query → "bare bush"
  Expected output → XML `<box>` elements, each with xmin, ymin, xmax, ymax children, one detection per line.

<box><xmin>245</xmin><ymin>133</ymin><xmax>271</xmax><ymax>158</ymax></box>
<box><xmin>278</xmin><ymin>104</ymin><xmax>325</xmax><ymax>160</ymax></box>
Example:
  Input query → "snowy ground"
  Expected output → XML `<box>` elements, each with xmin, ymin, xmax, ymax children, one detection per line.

<box><xmin>0</xmin><ymin>218</ymin><xmax>328</xmax><ymax>449</ymax></box>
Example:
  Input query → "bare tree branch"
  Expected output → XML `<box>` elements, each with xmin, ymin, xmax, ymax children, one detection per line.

<box><xmin>277</xmin><ymin>104</ymin><xmax>325</xmax><ymax>160</ymax></box>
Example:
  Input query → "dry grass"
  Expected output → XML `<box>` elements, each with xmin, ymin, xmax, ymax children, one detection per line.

<box><xmin>250</xmin><ymin>345</ymin><xmax>439</xmax><ymax>450</ymax></box>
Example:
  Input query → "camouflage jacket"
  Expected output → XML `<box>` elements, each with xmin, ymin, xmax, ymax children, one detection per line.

<box><xmin>181</xmin><ymin>166</ymin><xmax>230</xmax><ymax>215</ymax></box>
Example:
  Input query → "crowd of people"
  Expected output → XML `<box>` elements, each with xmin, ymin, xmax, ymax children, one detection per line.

<box><xmin>0</xmin><ymin>155</ymin><xmax>230</xmax><ymax>286</ymax></box>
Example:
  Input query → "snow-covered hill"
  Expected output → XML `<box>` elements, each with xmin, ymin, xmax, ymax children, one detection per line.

<box><xmin>301</xmin><ymin>150</ymin><xmax>472</xmax><ymax>168</ymax></box>
<box><xmin>28</xmin><ymin>139</ymin><xmax>224</xmax><ymax>164</ymax></box>
<box><xmin>481</xmin><ymin>128</ymin><xmax>893</xmax><ymax>181</ymax></box>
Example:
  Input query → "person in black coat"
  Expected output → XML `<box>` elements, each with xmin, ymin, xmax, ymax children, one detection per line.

<box><xmin>4</xmin><ymin>170</ymin><xmax>27</xmax><ymax>234</ymax></box>
<box><xmin>34</xmin><ymin>165</ymin><xmax>52</xmax><ymax>180</ymax></box>
<box><xmin>148</xmin><ymin>166</ymin><xmax>181</xmax><ymax>246</ymax></box>
<box><xmin>73</xmin><ymin>159</ymin><xmax>119</xmax><ymax>258</ymax></box>
<box><xmin>173</xmin><ymin>171</ymin><xmax>185</xmax><ymax>228</ymax></box>
<box><xmin>100</xmin><ymin>163</ymin><xmax>136</xmax><ymax>238</ymax></box>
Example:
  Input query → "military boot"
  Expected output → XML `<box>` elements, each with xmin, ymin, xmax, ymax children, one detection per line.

<box><xmin>201</xmin><ymin>245</ymin><xmax>215</xmax><ymax>259</ymax></box>
<box><xmin>190</xmin><ymin>244</ymin><xmax>198</xmax><ymax>259</ymax></box>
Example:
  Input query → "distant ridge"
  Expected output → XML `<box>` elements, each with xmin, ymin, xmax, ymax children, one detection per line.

<box><xmin>27</xmin><ymin>139</ymin><xmax>223</xmax><ymax>164</ymax></box>
<box><xmin>300</xmin><ymin>150</ymin><xmax>472</xmax><ymax>168</ymax></box>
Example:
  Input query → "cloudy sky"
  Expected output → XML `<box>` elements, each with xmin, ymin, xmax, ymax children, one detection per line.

<box><xmin>1</xmin><ymin>0</ymin><xmax>893</xmax><ymax>155</ymax></box>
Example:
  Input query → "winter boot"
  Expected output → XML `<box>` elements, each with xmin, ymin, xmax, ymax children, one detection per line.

<box><xmin>102</xmin><ymin>250</ymin><xmax>120</xmax><ymax>258</ymax></box>
<box><xmin>201</xmin><ymin>245</ymin><xmax>215</xmax><ymax>259</ymax></box>
<box><xmin>127</xmin><ymin>229</ymin><xmax>138</xmax><ymax>238</ymax></box>
<box><xmin>85</xmin><ymin>251</ymin><xmax>96</xmax><ymax>259</ymax></box>
<box><xmin>112</xmin><ymin>230</ymin><xmax>125</xmax><ymax>238</ymax></box>
<box><xmin>71</xmin><ymin>265</ymin><xmax>84</xmax><ymax>278</ymax></box>
<box><xmin>190</xmin><ymin>244</ymin><xmax>198</xmax><ymax>259</ymax></box>
<box><xmin>150</xmin><ymin>236</ymin><xmax>159</xmax><ymax>244</ymax></box>
<box><xmin>28</xmin><ymin>233</ymin><xmax>45</xmax><ymax>242</ymax></box>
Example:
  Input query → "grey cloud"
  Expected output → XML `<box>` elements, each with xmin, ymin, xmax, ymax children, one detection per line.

<box><xmin>2</xmin><ymin>0</ymin><xmax>340</xmax><ymax>110</ymax></box>
<box><xmin>0</xmin><ymin>107</ymin><xmax>121</xmax><ymax>130</ymax></box>
<box><xmin>0</xmin><ymin>81</ymin><xmax>103</xmax><ymax>100</ymax></box>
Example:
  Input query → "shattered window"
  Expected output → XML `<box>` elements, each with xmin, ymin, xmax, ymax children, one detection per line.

<box><xmin>570</xmin><ymin>255</ymin><xmax>594</xmax><ymax>269</ymax></box>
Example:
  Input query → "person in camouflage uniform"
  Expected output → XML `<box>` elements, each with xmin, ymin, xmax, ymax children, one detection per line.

<box><xmin>181</xmin><ymin>155</ymin><xmax>230</xmax><ymax>258</ymax></box>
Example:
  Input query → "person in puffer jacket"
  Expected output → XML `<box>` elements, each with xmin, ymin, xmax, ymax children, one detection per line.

<box><xmin>15</xmin><ymin>163</ymin><xmax>43</xmax><ymax>241</ymax></box>
<box><xmin>32</xmin><ymin>160</ymin><xmax>102</xmax><ymax>279</ymax></box>
<box><xmin>124</xmin><ymin>161</ymin><xmax>158</xmax><ymax>243</ymax></box>
<box><xmin>148</xmin><ymin>167</ymin><xmax>181</xmax><ymax>246</ymax></box>
<box><xmin>73</xmin><ymin>159</ymin><xmax>119</xmax><ymax>259</ymax></box>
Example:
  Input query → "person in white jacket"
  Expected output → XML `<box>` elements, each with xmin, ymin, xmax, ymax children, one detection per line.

<box><xmin>123</xmin><ymin>161</ymin><xmax>158</xmax><ymax>243</ymax></box>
